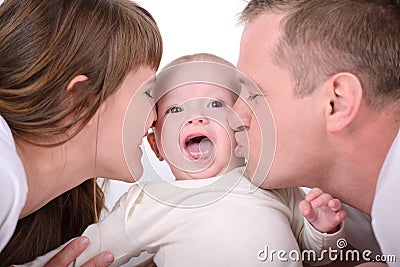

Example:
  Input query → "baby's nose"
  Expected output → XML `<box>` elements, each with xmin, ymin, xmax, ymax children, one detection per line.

<box><xmin>187</xmin><ymin>117</ymin><xmax>209</xmax><ymax>125</ymax></box>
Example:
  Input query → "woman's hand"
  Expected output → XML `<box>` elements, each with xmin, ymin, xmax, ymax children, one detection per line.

<box><xmin>44</xmin><ymin>237</ymin><xmax>114</xmax><ymax>267</ymax></box>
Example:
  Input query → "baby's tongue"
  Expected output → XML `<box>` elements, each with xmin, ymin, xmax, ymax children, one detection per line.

<box><xmin>187</xmin><ymin>138</ymin><xmax>214</xmax><ymax>160</ymax></box>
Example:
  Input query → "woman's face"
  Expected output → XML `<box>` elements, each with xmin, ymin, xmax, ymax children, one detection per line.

<box><xmin>96</xmin><ymin>66</ymin><xmax>157</xmax><ymax>182</ymax></box>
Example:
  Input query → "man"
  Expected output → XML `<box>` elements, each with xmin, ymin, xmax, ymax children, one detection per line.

<box><xmin>229</xmin><ymin>1</ymin><xmax>399</xmax><ymax>266</ymax></box>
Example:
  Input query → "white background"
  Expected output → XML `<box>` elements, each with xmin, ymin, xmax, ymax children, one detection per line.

<box><xmin>136</xmin><ymin>0</ymin><xmax>246</xmax><ymax>69</ymax></box>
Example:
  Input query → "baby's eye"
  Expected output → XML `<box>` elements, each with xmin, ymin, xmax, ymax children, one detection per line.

<box><xmin>208</xmin><ymin>100</ymin><xmax>224</xmax><ymax>108</ymax></box>
<box><xmin>168</xmin><ymin>106</ymin><xmax>183</xmax><ymax>113</ymax></box>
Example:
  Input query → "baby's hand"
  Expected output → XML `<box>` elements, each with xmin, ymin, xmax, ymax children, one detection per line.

<box><xmin>299</xmin><ymin>188</ymin><xmax>346</xmax><ymax>233</ymax></box>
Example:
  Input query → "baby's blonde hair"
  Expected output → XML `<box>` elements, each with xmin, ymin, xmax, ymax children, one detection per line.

<box><xmin>163</xmin><ymin>53</ymin><xmax>235</xmax><ymax>70</ymax></box>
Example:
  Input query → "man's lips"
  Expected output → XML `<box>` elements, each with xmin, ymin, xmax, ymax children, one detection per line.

<box><xmin>234</xmin><ymin>131</ymin><xmax>248</xmax><ymax>157</ymax></box>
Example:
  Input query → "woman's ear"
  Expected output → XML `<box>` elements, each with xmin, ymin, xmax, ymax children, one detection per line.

<box><xmin>147</xmin><ymin>132</ymin><xmax>164</xmax><ymax>161</ymax></box>
<box><xmin>67</xmin><ymin>75</ymin><xmax>99</xmax><ymax>126</ymax></box>
<box><xmin>324</xmin><ymin>72</ymin><xmax>363</xmax><ymax>133</ymax></box>
<box><xmin>67</xmin><ymin>75</ymin><xmax>88</xmax><ymax>91</ymax></box>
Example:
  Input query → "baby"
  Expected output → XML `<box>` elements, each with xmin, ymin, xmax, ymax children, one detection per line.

<box><xmin>19</xmin><ymin>54</ymin><xmax>345</xmax><ymax>267</ymax></box>
<box><xmin>146</xmin><ymin>54</ymin><xmax>245</xmax><ymax>181</ymax></box>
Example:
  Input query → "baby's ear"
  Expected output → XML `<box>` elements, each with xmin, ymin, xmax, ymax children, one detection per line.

<box><xmin>147</xmin><ymin>132</ymin><xmax>164</xmax><ymax>161</ymax></box>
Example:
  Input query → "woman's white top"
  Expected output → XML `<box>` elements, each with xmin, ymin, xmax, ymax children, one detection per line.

<box><xmin>0</xmin><ymin>115</ymin><xmax>28</xmax><ymax>251</ymax></box>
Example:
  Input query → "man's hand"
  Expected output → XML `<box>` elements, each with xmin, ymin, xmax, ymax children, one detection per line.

<box><xmin>44</xmin><ymin>236</ymin><xmax>114</xmax><ymax>267</ymax></box>
<box><xmin>300</xmin><ymin>188</ymin><xmax>347</xmax><ymax>233</ymax></box>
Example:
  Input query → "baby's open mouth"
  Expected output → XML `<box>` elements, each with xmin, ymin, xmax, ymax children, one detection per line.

<box><xmin>184</xmin><ymin>135</ymin><xmax>215</xmax><ymax>161</ymax></box>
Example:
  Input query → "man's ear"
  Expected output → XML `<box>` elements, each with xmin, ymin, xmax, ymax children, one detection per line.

<box><xmin>147</xmin><ymin>132</ymin><xmax>164</xmax><ymax>161</ymax></box>
<box><xmin>324</xmin><ymin>72</ymin><xmax>363</xmax><ymax>133</ymax></box>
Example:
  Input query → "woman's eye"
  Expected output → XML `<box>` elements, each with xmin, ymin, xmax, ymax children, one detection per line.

<box><xmin>208</xmin><ymin>100</ymin><xmax>224</xmax><ymax>108</ymax></box>
<box><xmin>168</xmin><ymin>106</ymin><xmax>183</xmax><ymax>113</ymax></box>
<box><xmin>145</xmin><ymin>91</ymin><xmax>154</xmax><ymax>99</ymax></box>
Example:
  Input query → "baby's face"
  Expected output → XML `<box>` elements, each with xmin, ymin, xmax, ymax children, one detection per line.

<box><xmin>154</xmin><ymin>83</ymin><xmax>244</xmax><ymax>180</ymax></box>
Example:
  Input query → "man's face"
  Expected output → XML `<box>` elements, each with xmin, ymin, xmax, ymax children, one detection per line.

<box><xmin>154</xmin><ymin>83</ymin><xmax>245</xmax><ymax>180</ymax></box>
<box><xmin>232</xmin><ymin>13</ymin><xmax>326</xmax><ymax>188</ymax></box>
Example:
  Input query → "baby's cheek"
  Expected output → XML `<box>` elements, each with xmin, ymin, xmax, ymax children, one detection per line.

<box><xmin>219</xmin><ymin>131</ymin><xmax>236</xmax><ymax>157</ymax></box>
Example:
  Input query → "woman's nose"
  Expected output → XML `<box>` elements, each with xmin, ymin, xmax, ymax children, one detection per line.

<box><xmin>146</xmin><ymin>106</ymin><xmax>157</xmax><ymax>130</ymax></box>
<box><xmin>228</xmin><ymin>97</ymin><xmax>251</xmax><ymax>132</ymax></box>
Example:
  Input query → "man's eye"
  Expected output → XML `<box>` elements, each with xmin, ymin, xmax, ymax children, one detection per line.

<box><xmin>168</xmin><ymin>106</ymin><xmax>183</xmax><ymax>113</ymax></box>
<box><xmin>208</xmin><ymin>100</ymin><xmax>224</xmax><ymax>108</ymax></box>
<box><xmin>248</xmin><ymin>94</ymin><xmax>262</xmax><ymax>101</ymax></box>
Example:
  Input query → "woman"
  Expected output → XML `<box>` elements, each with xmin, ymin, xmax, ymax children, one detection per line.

<box><xmin>0</xmin><ymin>0</ymin><xmax>162</xmax><ymax>265</ymax></box>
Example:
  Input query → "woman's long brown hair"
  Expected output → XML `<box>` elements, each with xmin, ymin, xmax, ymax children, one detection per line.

<box><xmin>0</xmin><ymin>0</ymin><xmax>162</xmax><ymax>264</ymax></box>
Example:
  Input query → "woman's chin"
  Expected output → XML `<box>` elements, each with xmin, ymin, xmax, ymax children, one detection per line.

<box><xmin>127</xmin><ymin>163</ymin><xmax>143</xmax><ymax>182</ymax></box>
<box><xmin>122</xmin><ymin>142</ymin><xmax>145</xmax><ymax>181</ymax></box>
<box><xmin>124</xmin><ymin>147</ymin><xmax>144</xmax><ymax>181</ymax></box>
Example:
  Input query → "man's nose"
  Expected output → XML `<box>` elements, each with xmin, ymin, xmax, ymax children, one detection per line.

<box><xmin>228</xmin><ymin>97</ymin><xmax>251</xmax><ymax>132</ymax></box>
<box><xmin>187</xmin><ymin>117</ymin><xmax>209</xmax><ymax>125</ymax></box>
